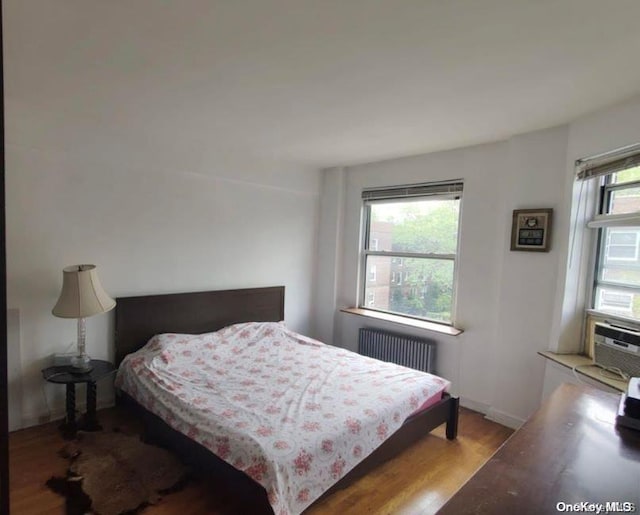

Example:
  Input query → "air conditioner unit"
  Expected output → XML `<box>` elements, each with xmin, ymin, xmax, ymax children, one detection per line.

<box><xmin>593</xmin><ymin>322</ymin><xmax>640</xmax><ymax>378</ymax></box>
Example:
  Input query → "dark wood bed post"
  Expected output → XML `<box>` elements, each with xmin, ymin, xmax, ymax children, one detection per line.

<box><xmin>0</xmin><ymin>0</ymin><xmax>10</xmax><ymax>510</ymax></box>
<box><xmin>446</xmin><ymin>395</ymin><xmax>459</xmax><ymax>440</ymax></box>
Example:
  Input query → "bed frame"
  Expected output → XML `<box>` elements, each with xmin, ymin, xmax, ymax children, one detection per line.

<box><xmin>114</xmin><ymin>286</ymin><xmax>459</xmax><ymax>512</ymax></box>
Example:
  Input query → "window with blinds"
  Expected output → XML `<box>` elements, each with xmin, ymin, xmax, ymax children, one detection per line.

<box><xmin>359</xmin><ymin>180</ymin><xmax>463</xmax><ymax>325</ymax></box>
<box><xmin>577</xmin><ymin>144</ymin><xmax>640</xmax><ymax>320</ymax></box>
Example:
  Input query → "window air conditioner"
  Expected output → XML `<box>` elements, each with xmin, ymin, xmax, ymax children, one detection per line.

<box><xmin>593</xmin><ymin>322</ymin><xmax>640</xmax><ymax>378</ymax></box>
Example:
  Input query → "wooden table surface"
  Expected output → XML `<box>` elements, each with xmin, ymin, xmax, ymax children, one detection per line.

<box><xmin>439</xmin><ymin>383</ymin><xmax>640</xmax><ymax>514</ymax></box>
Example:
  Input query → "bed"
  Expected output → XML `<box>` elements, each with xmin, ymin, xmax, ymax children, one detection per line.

<box><xmin>114</xmin><ymin>286</ymin><xmax>459</xmax><ymax>514</ymax></box>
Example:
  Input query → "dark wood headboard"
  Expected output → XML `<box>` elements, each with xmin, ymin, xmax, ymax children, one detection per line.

<box><xmin>114</xmin><ymin>286</ymin><xmax>285</xmax><ymax>366</ymax></box>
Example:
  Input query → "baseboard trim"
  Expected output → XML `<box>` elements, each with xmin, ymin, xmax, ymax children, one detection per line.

<box><xmin>485</xmin><ymin>407</ymin><xmax>525</xmax><ymax>430</ymax></box>
<box><xmin>460</xmin><ymin>397</ymin><xmax>524</xmax><ymax>430</ymax></box>
<box><xmin>459</xmin><ymin>396</ymin><xmax>490</xmax><ymax>415</ymax></box>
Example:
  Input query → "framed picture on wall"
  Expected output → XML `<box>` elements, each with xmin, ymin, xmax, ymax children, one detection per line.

<box><xmin>510</xmin><ymin>208</ymin><xmax>553</xmax><ymax>252</ymax></box>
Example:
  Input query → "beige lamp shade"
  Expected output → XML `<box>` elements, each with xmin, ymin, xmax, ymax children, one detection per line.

<box><xmin>52</xmin><ymin>264</ymin><xmax>116</xmax><ymax>318</ymax></box>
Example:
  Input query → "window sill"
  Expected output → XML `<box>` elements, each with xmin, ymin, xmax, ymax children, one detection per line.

<box><xmin>538</xmin><ymin>351</ymin><xmax>628</xmax><ymax>392</ymax></box>
<box><xmin>340</xmin><ymin>307</ymin><xmax>463</xmax><ymax>336</ymax></box>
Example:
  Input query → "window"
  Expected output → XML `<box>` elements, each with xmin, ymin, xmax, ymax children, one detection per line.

<box><xmin>592</xmin><ymin>167</ymin><xmax>640</xmax><ymax>317</ymax></box>
<box><xmin>578</xmin><ymin>146</ymin><xmax>640</xmax><ymax>321</ymax></box>
<box><xmin>359</xmin><ymin>180</ymin><xmax>463</xmax><ymax>325</ymax></box>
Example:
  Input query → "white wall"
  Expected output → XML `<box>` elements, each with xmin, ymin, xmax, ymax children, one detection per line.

<box><xmin>488</xmin><ymin>128</ymin><xmax>568</xmax><ymax>423</ymax></box>
<box><xmin>316</xmin><ymin>126</ymin><xmax>569</xmax><ymax>428</ymax></box>
<box><xmin>312</xmin><ymin>168</ymin><xmax>346</xmax><ymax>344</ymax></box>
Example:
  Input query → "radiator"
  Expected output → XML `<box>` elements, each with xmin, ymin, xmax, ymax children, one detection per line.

<box><xmin>358</xmin><ymin>328</ymin><xmax>435</xmax><ymax>373</ymax></box>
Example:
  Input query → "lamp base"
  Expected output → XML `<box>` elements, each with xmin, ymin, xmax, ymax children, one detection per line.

<box><xmin>70</xmin><ymin>354</ymin><xmax>93</xmax><ymax>374</ymax></box>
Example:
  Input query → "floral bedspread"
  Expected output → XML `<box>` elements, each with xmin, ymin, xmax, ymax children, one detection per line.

<box><xmin>115</xmin><ymin>322</ymin><xmax>450</xmax><ymax>515</ymax></box>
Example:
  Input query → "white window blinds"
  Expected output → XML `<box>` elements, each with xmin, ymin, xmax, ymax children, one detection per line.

<box><xmin>362</xmin><ymin>180</ymin><xmax>463</xmax><ymax>201</ymax></box>
<box><xmin>576</xmin><ymin>143</ymin><xmax>640</xmax><ymax>181</ymax></box>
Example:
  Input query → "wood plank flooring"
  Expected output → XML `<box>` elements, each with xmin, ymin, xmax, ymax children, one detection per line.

<box><xmin>9</xmin><ymin>407</ymin><xmax>512</xmax><ymax>515</ymax></box>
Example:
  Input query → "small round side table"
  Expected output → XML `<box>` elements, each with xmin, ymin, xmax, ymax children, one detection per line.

<box><xmin>41</xmin><ymin>359</ymin><xmax>116</xmax><ymax>439</ymax></box>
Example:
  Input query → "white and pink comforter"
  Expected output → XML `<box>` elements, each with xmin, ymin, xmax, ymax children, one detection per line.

<box><xmin>115</xmin><ymin>322</ymin><xmax>450</xmax><ymax>515</ymax></box>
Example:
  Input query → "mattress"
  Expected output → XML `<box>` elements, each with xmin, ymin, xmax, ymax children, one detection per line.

<box><xmin>115</xmin><ymin>321</ymin><xmax>450</xmax><ymax>515</ymax></box>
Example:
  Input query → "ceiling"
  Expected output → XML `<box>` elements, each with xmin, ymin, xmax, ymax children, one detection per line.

<box><xmin>6</xmin><ymin>0</ymin><xmax>640</xmax><ymax>168</ymax></box>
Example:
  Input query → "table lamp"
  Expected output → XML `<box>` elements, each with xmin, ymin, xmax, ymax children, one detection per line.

<box><xmin>52</xmin><ymin>264</ymin><xmax>116</xmax><ymax>373</ymax></box>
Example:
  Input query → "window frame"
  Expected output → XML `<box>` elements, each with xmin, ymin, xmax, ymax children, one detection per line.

<box><xmin>359</xmin><ymin>185</ymin><xmax>463</xmax><ymax>326</ymax></box>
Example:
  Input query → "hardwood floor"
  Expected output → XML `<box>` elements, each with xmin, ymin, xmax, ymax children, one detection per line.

<box><xmin>9</xmin><ymin>407</ymin><xmax>512</xmax><ymax>515</ymax></box>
